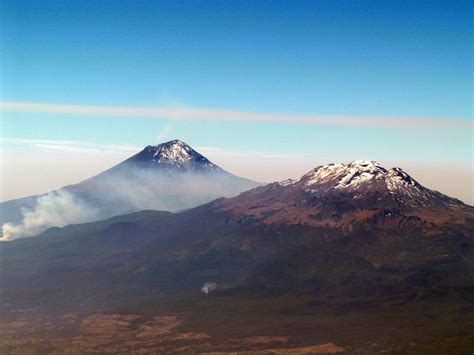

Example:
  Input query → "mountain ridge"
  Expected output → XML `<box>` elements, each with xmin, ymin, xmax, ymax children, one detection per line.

<box><xmin>216</xmin><ymin>160</ymin><xmax>472</xmax><ymax>231</ymax></box>
<box><xmin>285</xmin><ymin>159</ymin><xmax>464</xmax><ymax>207</ymax></box>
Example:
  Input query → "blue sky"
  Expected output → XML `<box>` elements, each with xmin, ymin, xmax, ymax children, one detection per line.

<box><xmin>0</xmin><ymin>0</ymin><xmax>472</xmax><ymax>202</ymax></box>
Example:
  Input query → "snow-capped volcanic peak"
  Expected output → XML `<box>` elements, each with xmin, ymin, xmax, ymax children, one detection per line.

<box><xmin>135</xmin><ymin>139</ymin><xmax>221</xmax><ymax>171</ymax></box>
<box><xmin>150</xmin><ymin>140</ymin><xmax>196</xmax><ymax>164</ymax></box>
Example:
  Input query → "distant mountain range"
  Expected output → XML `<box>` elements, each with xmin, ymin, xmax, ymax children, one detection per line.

<box><xmin>2</xmin><ymin>156</ymin><xmax>472</xmax><ymax>305</ymax></box>
<box><xmin>1</xmin><ymin>142</ymin><xmax>473</xmax><ymax>352</ymax></box>
<box><xmin>0</xmin><ymin>140</ymin><xmax>260</xmax><ymax>239</ymax></box>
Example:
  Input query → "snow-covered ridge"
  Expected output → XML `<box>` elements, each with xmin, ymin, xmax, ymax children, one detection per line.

<box><xmin>283</xmin><ymin>160</ymin><xmax>428</xmax><ymax>196</ymax></box>
<box><xmin>298</xmin><ymin>160</ymin><xmax>386</xmax><ymax>186</ymax></box>
<box><xmin>273</xmin><ymin>159</ymin><xmax>465</xmax><ymax>207</ymax></box>
<box><xmin>278</xmin><ymin>178</ymin><xmax>296</xmax><ymax>186</ymax></box>
<box><xmin>336</xmin><ymin>161</ymin><xmax>388</xmax><ymax>189</ymax></box>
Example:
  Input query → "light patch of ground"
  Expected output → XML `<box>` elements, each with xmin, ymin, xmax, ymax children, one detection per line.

<box><xmin>252</xmin><ymin>342</ymin><xmax>345</xmax><ymax>353</ymax></box>
<box><xmin>204</xmin><ymin>342</ymin><xmax>344</xmax><ymax>354</ymax></box>
<box><xmin>231</xmin><ymin>336</ymin><xmax>289</xmax><ymax>345</ymax></box>
<box><xmin>0</xmin><ymin>314</ymin><xmax>345</xmax><ymax>354</ymax></box>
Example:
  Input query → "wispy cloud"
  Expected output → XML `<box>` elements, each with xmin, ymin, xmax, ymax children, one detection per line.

<box><xmin>197</xmin><ymin>146</ymin><xmax>310</xmax><ymax>159</ymax></box>
<box><xmin>156</xmin><ymin>120</ymin><xmax>174</xmax><ymax>142</ymax></box>
<box><xmin>1</xmin><ymin>101</ymin><xmax>470</xmax><ymax>128</ymax></box>
<box><xmin>1</xmin><ymin>137</ymin><xmax>141</xmax><ymax>154</ymax></box>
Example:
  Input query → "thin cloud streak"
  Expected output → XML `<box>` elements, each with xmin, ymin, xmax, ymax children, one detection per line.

<box><xmin>197</xmin><ymin>146</ymin><xmax>310</xmax><ymax>159</ymax></box>
<box><xmin>2</xmin><ymin>137</ymin><xmax>305</xmax><ymax>160</ymax></box>
<box><xmin>1</xmin><ymin>101</ymin><xmax>470</xmax><ymax>128</ymax></box>
<box><xmin>2</xmin><ymin>138</ymin><xmax>141</xmax><ymax>154</ymax></box>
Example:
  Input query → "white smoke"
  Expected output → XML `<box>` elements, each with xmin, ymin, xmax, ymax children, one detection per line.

<box><xmin>1</xmin><ymin>190</ymin><xmax>97</xmax><ymax>241</ymax></box>
<box><xmin>0</xmin><ymin>167</ymin><xmax>258</xmax><ymax>241</ymax></box>
<box><xmin>201</xmin><ymin>282</ymin><xmax>217</xmax><ymax>294</ymax></box>
<box><xmin>76</xmin><ymin>168</ymin><xmax>258</xmax><ymax>215</ymax></box>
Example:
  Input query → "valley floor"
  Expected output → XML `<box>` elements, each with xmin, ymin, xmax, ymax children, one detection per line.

<box><xmin>1</xmin><ymin>292</ymin><xmax>473</xmax><ymax>354</ymax></box>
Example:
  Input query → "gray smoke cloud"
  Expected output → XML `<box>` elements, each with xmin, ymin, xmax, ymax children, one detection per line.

<box><xmin>1</xmin><ymin>190</ymin><xmax>98</xmax><ymax>241</ymax></box>
<box><xmin>83</xmin><ymin>168</ymin><xmax>253</xmax><ymax>213</ymax></box>
<box><xmin>0</xmin><ymin>168</ymin><xmax>258</xmax><ymax>241</ymax></box>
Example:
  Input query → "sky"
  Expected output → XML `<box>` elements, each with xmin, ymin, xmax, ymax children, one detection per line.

<box><xmin>0</xmin><ymin>0</ymin><xmax>473</xmax><ymax>204</ymax></box>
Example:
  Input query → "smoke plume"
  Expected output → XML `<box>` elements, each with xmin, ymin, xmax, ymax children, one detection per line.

<box><xmin>1</xmin><ymin>190</ymin><xmax>97</xmax><ymax>241</ymax></box>
<box><xmin>0</xmin><ymin>166</ymin><xmax>259</xmax><ymax>241</ymax></box>
<box><xmin>201</xmin><ymin>282</ymin><xmax>217</xmax><ymax>294</ymax></box>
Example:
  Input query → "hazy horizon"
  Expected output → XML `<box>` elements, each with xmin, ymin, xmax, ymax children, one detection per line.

<box><xmin>1</xmin><ymin>140</ymin><xmax>472</xmax><ymax>205</ymax></box>
<box><xmin>1</xmin><ymin>0</ymin><xmax>472</xmax><ymax>205</ymax></box>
